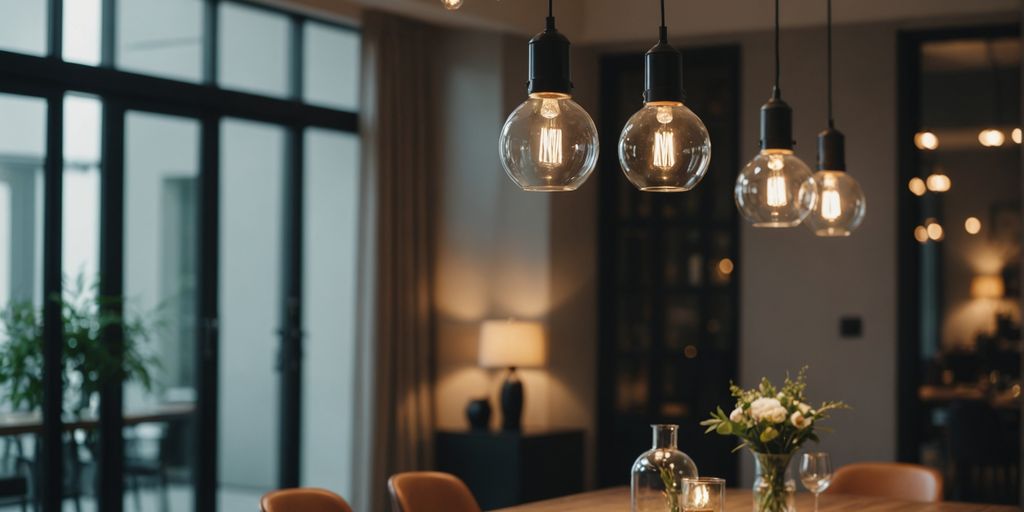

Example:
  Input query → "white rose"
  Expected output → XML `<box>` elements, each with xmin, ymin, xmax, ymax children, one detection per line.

<box><xmin>729</xmin><ymin>408</ymin><xmax>745</xmax><ymax>423</ymax></box>
<box><xmin>790</xmin><ymin>411</ymin><xmax>812</xmax><ymax>429</ymax></box>
<box><xmin>795</xmin><ymin>402</ymin><xmax>813</xmax><ymax>415</ymax></box>
<box><xmin>750</xmin><ymin>398</ymin><xmax>783</xmax><ymax>421</ymax></box>
<box><xmin>766</xmin><ymin>406</ymin><xmax>788</xmax><ymax>424</ymax></box>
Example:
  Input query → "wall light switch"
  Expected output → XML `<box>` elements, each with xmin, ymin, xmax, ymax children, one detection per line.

<box><xmin>839</xmin><ymin>316</ymin><xmax>862</xmax><ymax>338</ymax></box>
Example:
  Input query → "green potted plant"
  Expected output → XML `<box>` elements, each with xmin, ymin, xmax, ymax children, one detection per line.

<box><xmin>0</xmin><ymin>274</ymin><xmax>159</xmax><ymax>417</ymax></box>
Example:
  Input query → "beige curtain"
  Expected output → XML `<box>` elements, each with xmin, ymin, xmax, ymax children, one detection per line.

<box><xmin>354</xmin><ymin>10</ymin><xmax>437</xmax><ymax>512</ymax></box>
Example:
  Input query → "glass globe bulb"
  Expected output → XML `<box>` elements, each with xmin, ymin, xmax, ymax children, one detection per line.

<box><xmin>618</xmin><ymin>102</ymin><xmax>711</xmax><ymax>192</ymax></box>
<box><xmin>441</xmin><ymin>0</ymin><xmax>463</xmax><ymax>10</ymax></box>
<box><xmin>499</xmin><ymin>93</ymin><xmax>599</xmax><ymax>191</ymax></box>
<box><xmin>804</xmin><ymin>170</ymin><xmax>866</xmax><ymax>237</ymax></box>
<box><xmin>734</xmin><ymin>149</ymin><xmax>816</xmax><ymax>227</ymax></box>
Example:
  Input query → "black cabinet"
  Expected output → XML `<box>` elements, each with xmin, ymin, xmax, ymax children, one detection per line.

<box><xmin>435</xmin><ymin>429</ymin><xmax>584</xmax><ymax>510</ymax></box>
<box><xmin>596</xmin><ymin>46</ymin><xmax>742</xmax><ymax>487</ymax></box>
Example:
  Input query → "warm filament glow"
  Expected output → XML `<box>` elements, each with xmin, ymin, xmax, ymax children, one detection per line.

<box><xmin>978</xmin><ymin>129</ymin><xmax>1005</xmax><ymax>147</ymax></box>
<box><xmin>653</xmin><ymin>130</ymin><xmax>675</xmax><ymax>170</ymax></box>
<box><xmin>692</xmin><ymin>484</ymin><xmax>709</xmax><ymax>508</ymax></box>
<box><xmin>926</xmin><ymin>173</ymin><xmax>951</xmax><ymax>193</ymax></box>
<box><xmin>538</xmin><ymin>126</ymin><xmax>563</xmax><ymax>168</ymax></box>
<box><xmin>766</xmin><ymin>172</ymin><xmax>788</xmax><ymax>207</ymax></box>
<box><xmin>441</xmin><ymin>0</ymin><xmax>463</xmax><ymax>9</ymax></box>
<box><xmin>1013</xmin><ymin>128</ymin><xmax>1022</xmax><ymax>144</ymax></box>
<box><xmin>820</xmin><ymin>175</ymin><xmax>842</xmax><ymax>221</ymax></box>
<box><xmin>964</xmin><ymin>216</ymin><xmax>981</xmax><ymax>235</ymax></box>
<box><xmin>908</xmin><ymin>177</ymin><xmax>926</xmax><ymax>196</ymax></box>
<box><xmin>914</xmin><ymin>131</ymin><xmax>939</xmax><ymax>150</ymax></box>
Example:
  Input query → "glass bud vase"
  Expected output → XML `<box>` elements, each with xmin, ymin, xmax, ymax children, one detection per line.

<box><xmin>752</xmin><ymin>452</ymin><xmax>796</xmax><ymax>512</ymax></box>
<box><xmin>631</xmin><ymin>424</ymin><xmax>699</xmax><ymax>512</ymax></box>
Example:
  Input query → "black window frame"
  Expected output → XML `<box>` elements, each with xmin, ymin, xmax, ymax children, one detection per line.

<box><xmin>0</xmin><ymin>0</ymin><xmax>360</xmax><ymax>510</ymax></box>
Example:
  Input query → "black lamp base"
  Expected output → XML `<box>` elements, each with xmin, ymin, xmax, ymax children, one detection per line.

<box><xmin>500</xmin><ymin>367</ymin><xmax>524</xmax><ymax>431</ymax></box>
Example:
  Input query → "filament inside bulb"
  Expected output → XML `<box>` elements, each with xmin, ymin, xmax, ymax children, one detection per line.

<box><xmin>537</xmin><ymin>98</ymin><xmax>563</xmax><ymax>169</ymax></box>
<box><xmin>538</xmin><ymin>126</ymin><xmax>563</xmax><ymax>168</ymax></box>
<box><xmin>653</xmin><ymin>129</ymin><xmax>675</xmax><ymax>171</ymax></box>
<box><xmin>820</xmin><ymin>174</ymin><xmax>841</xmax><ymax>221</ymax></box>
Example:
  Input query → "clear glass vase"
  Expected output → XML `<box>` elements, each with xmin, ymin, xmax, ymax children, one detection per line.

<box><xmin>631</xmin><ymin>424</ymin><xmax>699</xmax><ymax>512</ymax></box>
<box><xmin>752</xmin><ymin>452</ymin><xmax>796</xmax><ymax>512</ymax></box>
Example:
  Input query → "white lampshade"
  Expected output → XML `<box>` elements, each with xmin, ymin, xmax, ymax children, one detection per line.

<box><xmin>971</xmin><ymin>275</ymin><xmax>1005</xmax><ymax>299</ymax></box>
<box><xmin>478</xmin><ymin>320</ymin><xmax>547</xmax><ymax>369</ymax></box>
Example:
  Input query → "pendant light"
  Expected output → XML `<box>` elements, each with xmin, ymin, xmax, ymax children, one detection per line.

<box><xmin>734</xmin><ymin>0</ymin><xmax>816</xmax><ymax>228</ymax></box>
<box><xmin>617</xmin><ymin>0</ymin><xmax>711</xmax><ymax>192</ymax></box>
<box><xmin>498</xmin><ymin>0</ymin><xmax>599</xmax><ymax>192</ymax></box>
<box><xmin>978</xmin><ymin>41</ymin><xmax>1006</xmax><ymax>147</ymax></box>
<box><xmin>441</xmin><ymin>0</ymin><xmax>463</xmax><ymax>10</ymax></box>
<box><xmin>804</xmin><ymin>0</ymin><xmax>865</xmax><ymax>237</ymax></box>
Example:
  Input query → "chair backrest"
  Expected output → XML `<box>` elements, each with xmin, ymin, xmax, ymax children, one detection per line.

<box><xmin>388</xmin><ymin>471</ymin><xmax>482</xmax><ymax>512</ymax></box>
<box><xmin>260</xmin><ymin>488</ymin><xmax>354</xmax><ymax>512</ymax></box>
<box><xmin>828</xmin><ymin>462</ymin><xmax>943</xmax><ymax>502</ymax></box>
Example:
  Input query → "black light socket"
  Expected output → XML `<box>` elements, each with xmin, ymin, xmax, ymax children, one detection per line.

<box><xmin>527</xmin><ymin>17</ymin><xmax>572</xmax><ymax>95</ymax></box>
<box><xmin>817</xmin><ymin>127</ymin><xmax>846</xmax><ymax>171</ymax></box>
<box><xmin>643</xmin><ymin>28</ymin><xmax>684</xmax><ymax>103</ymax></box>
<box><xmin>760</xmin><ymin>88</ymin><xmax>794</xmax><ymax>150</ymax></box>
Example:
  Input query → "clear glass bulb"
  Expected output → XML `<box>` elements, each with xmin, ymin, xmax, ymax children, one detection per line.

<box><xmin>618</xmin><ymin>102</ymin><xmax>711</xmax><ymax>192</ymax></box>
<box><xmin>734</xmin><ymin>149</ymin><xmax>816</xmax><ymax>227</ymax></box>
<box><xmin>804</xmin><ymin>170</ymin><xmax>866</xmax><ymax>237</ymax></box>
<box><xmin>441</xmin><ymin>0</ymin><xmax>463</xmax><ymax>10</ymax></box>
<box><xmin>499</xmin><ymin>93</ymin><xmax>599</xmax><ymax>191</ymax></box>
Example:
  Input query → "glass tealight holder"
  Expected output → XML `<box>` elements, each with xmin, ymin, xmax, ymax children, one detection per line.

<box><xmin>681</xmin><ymin>477</ymin><xmax>725</xmax><ymax>512</ymax></box>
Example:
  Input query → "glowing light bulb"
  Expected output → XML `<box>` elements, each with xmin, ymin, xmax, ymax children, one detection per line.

<box><xmin>819</xmin><ymin>174</ymin><xmax>842</xmax><ymax>221</ymax></box>
<box><xmin>499</xmin><ymin>93</ymin><xmax>599</xmax><ymax>191</ymax></box>
<box><xmin>1013</xmin><ymin>128</ymin><xmax>1022</xmax><ymax>144</ymax></box>
<box><xmin>766</xmin><ymin>170</ymin><xmax>788</xmax><ymax>207</ymax></box>
<box><xmin>441</xmin><ymin>0</ymin><xmax>463</xmax><ymax>10</ymax></box>
<box><xmin>914</xmin><ymin>131</ymin><xmax>939</xmax><ymax>150</ymax></box>
<box><xmin>926</xmin><ymin>172</ymin><xmax>950</xmax><ymax>193</ymax></box>
<box><xmin>908</xmin><ymin>177</ymin><xmax>926</xmax><ymax>196</ymax></box>
<box><xmin>978</xmin><ymin>129</ymin><xmax>1005</xmax><ymax>147</ymax></box>
<box><xmin>964</xmin><ymin>217</ymin><xmax>981</xmax><ymax>235</ymax></box>
<box><xmin>618</xmin><ymin>102</ymin><xmax>711</xmax><ymax>192</ymax></box>
<box><xmin>914</xmin><ymin>225</ymin><xmax>928</xmax><ymax>243</ymax></box>
<box><xmin>693</xmin><ymin>484</ymin><xmax>709</xmax><ymax>508</ymax></box>
<box><xmin>927</xmin><ymin>221</ymin><xmax>943</xmax><ymax>241</ymax></box>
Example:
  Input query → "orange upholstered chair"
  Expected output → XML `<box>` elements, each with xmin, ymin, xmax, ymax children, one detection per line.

<box><xmin>388</xmin><ymin>471</ymin><xmax>482</xmax><ymax>512</ymax></box>
<box><xmin>260</xmin><ymin>488</ymin><xmax>354</xmax><ymax>512</ymax></box>
<box><xmin>828</xmin><ymin>462</ymin><xmax>943</xmax><ymax>502</ymax></box>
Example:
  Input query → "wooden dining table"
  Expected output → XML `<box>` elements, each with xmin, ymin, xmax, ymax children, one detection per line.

<box><xmin>492</xmin><ymin>487</ymin><xmax>1019</xmax><ymax>512</ymax></box>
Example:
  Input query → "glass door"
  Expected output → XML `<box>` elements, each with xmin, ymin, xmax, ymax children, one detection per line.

<box><xmin>217</xmin><ymin>118</ymin><xmax>285</xmax><ymax>508</ymax></box>
<box><xmin>122</xmin><ymin>110</ymin><xmax>202</xmax><ymax>511</ymax></box>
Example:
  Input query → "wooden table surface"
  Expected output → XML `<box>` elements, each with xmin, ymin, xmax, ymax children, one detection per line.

<box><xmin>0</xmin><ymin>402</ymin><xmax>195</xmax><ymax>436</ymax></box>
<box><xmin>492</xmin><ymin>487</ymin><xmax>1019</xmax><ymax>512</ymax></box>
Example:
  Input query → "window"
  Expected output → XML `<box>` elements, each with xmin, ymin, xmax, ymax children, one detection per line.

<box><xmin>0</xmin><ymin>2</ymin><xmax>361</xmax><ymax>511</ymax></box>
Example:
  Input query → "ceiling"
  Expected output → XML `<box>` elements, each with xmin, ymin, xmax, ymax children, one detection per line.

<box><xmin>303</xmin><ymin>0</ymin><xmax>1020</xmax><ymax>44</ymax></box>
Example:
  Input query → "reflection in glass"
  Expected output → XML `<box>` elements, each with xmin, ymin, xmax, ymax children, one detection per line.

<box><xmin>303</xmin><ymin>23</ymin><xmax>360</xmax><ymax>111</ymax></box>
<box><xmin>218</xmin><ymin>2</ymin><xmax>290</xmax><ymax>98</ymax></box>
<box><xmin>124</xmin><ymin>111</ymin><xmax>201</xmax><ymax>510</ymax></box>
<box><xmin>0</xmin><ymin>92</ymin><xmax>46</xmax><ymax>511</ymax></box>
<box><xmin>0</xmin><ymin>0</ymin><xmax>47</xmax><ymax>56</ymax></box>
<box><xmin>117</xmin><ymin>0</ymin><xmax>205</xmax><ymax>82</ymax></box>
<box><xmin>301</xmin><ymin>129</ymin><xmax>359</xmax><ymax>493</ymax></box>
<box><xmin>63</xmin><ymin>0</ymin><xmax>101</xmax><ymax>65</ymax></box>
<box><xmin>218</xmin><ymin>118</ymin><xmax>284</xmax><ymax>508</ymax></box>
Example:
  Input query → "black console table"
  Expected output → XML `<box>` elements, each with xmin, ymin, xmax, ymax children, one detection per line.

<box><xmin>435</xmin><ymin>429</ymin><xmax>584</xmax><ymax>509</ymax></box>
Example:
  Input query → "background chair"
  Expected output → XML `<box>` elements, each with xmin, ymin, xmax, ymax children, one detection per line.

<box><xmin>388</xmin><ymin>471</ymin><xmax>481</xmax><ymax>512</ymax></box>
<box><xmin>260</xmin><ymin>488</ymin><xmax>353</xmax><ymax>512</ymax></box>
<box><xmin>828</xmin><ymin>462</ymin><xmax>943</xmax><ymax>502</ymax></box>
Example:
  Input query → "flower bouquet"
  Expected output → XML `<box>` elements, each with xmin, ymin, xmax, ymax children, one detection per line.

<box><xmin>700</xmin><ymin>368</ymin><xmax>847</xmax><ymax>512</ymax></box>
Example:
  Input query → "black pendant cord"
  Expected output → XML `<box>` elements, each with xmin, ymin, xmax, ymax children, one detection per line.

<box><xmin>660</xmin><ymin>0</ymin><xmax>667</xmax><ymax>42</ymax></box>
<box><xmin>548</xmin><ymin>0</ymin><xmax>553</xmax><ymax>19</ymax></box>
<box><xmin>773</xmin><ymin>0</ymin><xmax>781</xmax><ymax>97</ymax></box>
<box><xmin>827</xmin><ymin>0</ymin><xmax>834</xmax><ymax>128</ymax></box>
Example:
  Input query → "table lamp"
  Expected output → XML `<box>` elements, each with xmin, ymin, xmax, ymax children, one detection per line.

<box><xmin>971</xmin><ymin>274</ymin><xmax>1005</xmax><ymax>300</ymax></box>
<box><xmin>479</xmin><ymin>319</ymin><xmax>547</xmax><ymax>431</ymax></box>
